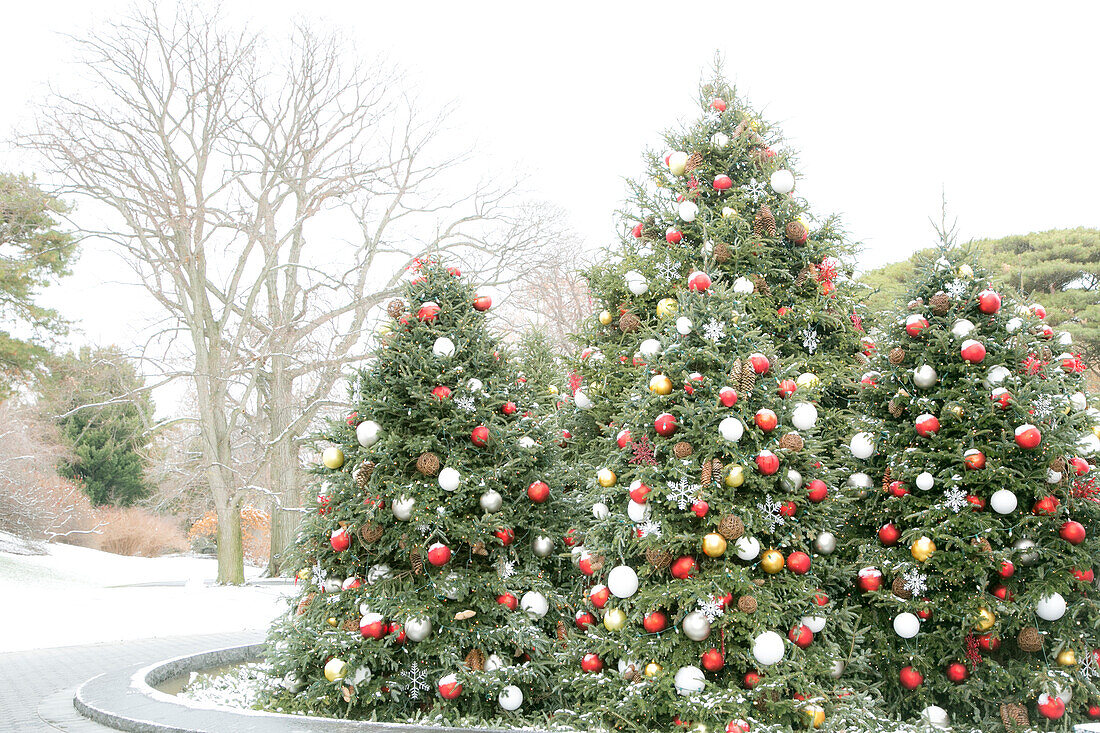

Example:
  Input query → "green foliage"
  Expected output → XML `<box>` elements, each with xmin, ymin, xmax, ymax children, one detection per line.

<box><xmin>45</xmin><ymin>346</ymin><xmax>154</xmax><ymax>506</ymax></box>
<box><xmin>0</xmin><ymin>173</ymin><xmax>76</xmax><ymax>395</ymax></box>
<box><xmin>844</xmin><ymin>246</ymin><xmax>1099</xmax><ymax>728</ymax></box>
<box><xmin>263</xmin><ymin>263</ymin><xmax>571</xmax><ymax>725</ymax></box>
<box><xmin>859</xmin><ymin>228</ymin><xmax>1100</xmax><ymax>372</ymax></box>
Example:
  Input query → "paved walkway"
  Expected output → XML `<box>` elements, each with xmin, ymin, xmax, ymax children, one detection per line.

<box><xmin>0</xmin><ymin>631</ymin><xmax>262</xmax><ymax>732</ymax></box>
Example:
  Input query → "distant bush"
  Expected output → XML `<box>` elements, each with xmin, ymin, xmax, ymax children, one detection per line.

<box><xmin>91</xmin><ymin>507</ymin><xmax>190</xmax><ymax>557</ymax></box>
<box><xmin>188</xmin><ymin>505</ymin><xmax>270</xmax><ymax>565</ymax></box>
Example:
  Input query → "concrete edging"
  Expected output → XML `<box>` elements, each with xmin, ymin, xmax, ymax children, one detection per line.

<box><xmin>73</xmin><ymin>642</ymin><xmax>547</xmax><ymax>733</ymax></box>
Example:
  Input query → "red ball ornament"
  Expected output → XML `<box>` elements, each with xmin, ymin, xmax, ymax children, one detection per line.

<box><xmin>787</xmin><ymin>551</ymin><xmax>811</xmax><ymax>575</ymax></box>
<box><xmin>718</xmin><ymin>387</ymin><xmax>739</xmax><ymax>407</ymax></box>
<box><xmin>977</xmin><ymin>633</ymin><xmax>1000</xmax><ymax>652</ymax></box>
<box><xmin>960</xmin><ymin>339</ymin><xmax>986</xmax><ymax>363</ymax></box>
<box><xmin>1032</xmin><ymin>303</ymin><xmax>1048</xmax><ymax>319</ymax></box>
<box><xmin>1037</xmin><ymin>694</ymin><xmax>1066</xmax><ymax>720</ymax></box>
<box><xmin>755</xmin><ymin>450</ymin><xmax>780</xmax><ymax>475</ymax></box>
<box><xmin>692</xmin><ymin>499</ymin><xmax>709</xmax><ymax>517</ymax></box>
<box><xmin>964</xmin><ymin>449</ymin><xmax>986</xmax><ymax>470</ymax></box>
<box><xmin>917</xmin><ymin>601</ymin><xmax>931</xmax><ymax>620</ymax></box>
<box><xmin>726</xmin><ymin>721</ymin><xmax>750</xmax><ymax>733</ymax></box>
<box><xmin>643</xmin><ymin>611</ymin><xmax>668</xmax><ymax>633</ymax></box>
<box><xmin>878</xmin><ymin>523</ymin><xmax>900</xmax><ymax>546</ymax></box>
<box><xmin>788</xmin><ymin>624</ymin><xmax>813</xmax><ymax>649</ymax></box>
<box><xmin>427</xmin><ymin>542</ymin><xmax>452</xmax><ymax>566</ymax></box>
<box><xmin>589</xmin><ymin>585</ymin><xmax>610</xmax><ymax>608</ymax></box>
<box><xmin>631</xmin><ymin>222</ymin><xmax>644</xmax><ymax>238</ymax></box>
<box><xmin>472</xmin><ymin>294</ymin><xmax>492</xmax><ymax>312</ymax></box>
<box><xmin>330</xmin><ymin>527</ymin><xmax>351</xmax><ymax>552</ymax></box>
<box><xmin>779</xmin><ymin>501</ymin><xmax>797</xmax><ymax>517</ymax></box>
<box><xmin>1089</xmin><ymin>704</ymin><xmax>1100</xmax><ymax>720</ymax></box>
<box><xmin>581</xmin><ymin>653</ymin><xmax>603</xmax><ymax>673</ymax></box>
<box><xmin>978</xmin><ymin>288</ymin><xmax>1002</xmax><ymax>314</ymax></box>
<box><xmin>777</xmin><ymin>379</ymin><xmax>797</xmax><ymax>398</ymax></box>
<box><xmin>563</xmin><ymin>528</ymin><xmax>580</xmax><ymax>547</ymax></box>
<box><xmin>991</xmin><ymin>583</ymin><xmax>1011</xmax><ymax>601</ymax></box>
<box><xmin>749</xmin><ymin>353</ymin><xmax>770</xmax><ymax>374</ymax></box>
<box><xmin>1039</xmin><ymin>324</ymin><xmax>1055</xmax><ymax>339</ymax></box>
<box><xmin>710</xmin><ymin>97</ymin><xmax>727</xmax><ymax>112</ymax></box>
<box><xmin>1071</xmin><ymin>456</ymin><xmax>1091</xmax><ymax>475</ymax></box>
<box><xmin>967</xmin><ymin>494</ymin><xmax>985</xmax><ymax>511</ymax></box>
<box><xmin>616</xmin><ymin>428</ymin><xmax>632</xmax><ymax>448</ymax></box>
<box><xmin>701</xmin><ymin>648</ymin><xmax>725</xmax><ymax>671</ymax></box>
<box><xmin>527</xmin><ymin>480</ymin><xmax>550</xmax><ymax>504</ymax></box>
<box><xmin>1073</xmin><ymin>567</ymin><xmax>1095</xmax><ymax>583</ymax></box>
<box><xmin>497</xmin><ymin>593</ymin><xmax>518</xmax><ymax>610</ymax></box>
<box><xmin>743</xmin><ymin>672</ymin><xmax>761</xmax><ymax>689</ymax></box>
<box><xmin>713</xmin><ymin>174</ymin><xmax>733</xmax><ymax>190</ymax></box>
<box><xmin>889</xmin><ymin>481</ymin><xmax>909</xmax><ymax>498</ymax></box>
<box><xmin>807</xmin><ymin>480</ymin><xmax>828</xmax><ymax>503</ymax></box>
<box><xmin>471</xmin><ymin>425</ymin><xmax>490</xmax><ymax>447</ymax></box>
<box><xmin>359</xmin><ymin>614</ymin><xmax>386</xmax><ymax>639</ymax></box>
<box><xmin>575</xmin><ymin>610</ymin><xmax>595</xmax><ymax>628</ymax></box>
<box><xmin>438</xmin><ymin>675</ymin><xmax>463</xmax><ymax>700</ymax></box>
<box><xmin>915</xmin><ymin>413</ymin><xmax>940</xmax><ymax>437</ymax></box>
<box><xmin>857</xmin><ymin>567</ymin><xmax>883</xmax><ymax>592</ymax></box>
<box><xmin>494</xmin><ymin>528</ymin><xmax>515</xmax><ymax>546</ymax></box>
<box><xmin>417</xmin><ymin>301</ymin><xmax>441</xmax><ymax>321</ymax></box>
<box><xmin>1014</xmin><ymin>423</ymin><xmax>1042</xmax><ymax>449</ymax></box>
<box><xmin>654</xmin><ymin>412</ymin><xmax>678</xmax><ymax>437</ymax></box>
<box><xmin>999</xmin><ymin>560</ymin><xmax>1015</xmax><ymax>579</ymax></box>
<box><xmin>666</xmin><ymin>228</ymin><xmax>683</xmax><ymax>244</ymax></box>
<box><xmin>754</xmin><ymin>408</ymin><xmax>778</xmax><ymax>432</ymax></box>
<box><xmin>1060</xmin><ymin>520</ymin><xmax>1087</xmax><ymax>545</ymax></box>
<box><xmin>671</xmin><ymin>555</ymin><xmax>696</xmax><ymax>579</ymax></box>
<box><xmin>432</xmin><ymin>385</ymin><xmax>452</xmax><ymax>401</ymax></box>
<box><xmin>630</xmin><ymin>481</ymin><xmax>652</xmax><ymax>503</ymax></box>
<box><xmin>946</xmin><ymin>662</ymin><xmax>968</xmax><ymax>683</ymax></box>
<box><xmin>991</xmin><ymin>388</ymin><xmax>1011</xmax><ymax>409</ymax></box>
<box><xmin>502</xmin><ymin>401</ymin><xmax>517</xmax><ymax>415</ymax></box>
<box><xmin>346</xmin><ymin>411</ymin><xmax>358</xmax><ymax>426</ymax></box>
<box><xmin>813</xmin><ymin>590</ymin><xmax>829</xmax><ymax>606</ymax></box>
<box><xmin>905</xmin><ymin>314</ymin><xmax>929</xmax><ymax>338</ymax></box>
<box><xmin>578</xmin><ymin>551</ymin><xmax>598</xmax><ymax>576</ymax></box>
<box><xmin>687</xmin><ymin>270</ymin><xmax>712</xmax><ymax>292</ymax></box>
<box><xmin>899</xmin><ymin>666</ymin><xmax>923</xmax><ymax>690</ymax></box>
<box><xmin>1033</xmin><ymin>495</ymin><xmax>1060</xmax><ymax>515</ymax></box>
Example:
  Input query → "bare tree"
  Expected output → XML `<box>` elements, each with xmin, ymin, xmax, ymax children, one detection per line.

<box><xmin>24</xmin><ymin>3</ymin><xmax>563</xmax><ymax>582</ymax></box>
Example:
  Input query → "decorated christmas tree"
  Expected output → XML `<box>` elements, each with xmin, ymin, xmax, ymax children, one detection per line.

<box><xmin>558</xmin><ymin>67</ymin><xmax>866</xmax><ymax>732</ymax></box>
<box><xmin>263</xmin><ymin>261</ymin><xmax>570</xmax><ymax>725</ymax></box>
<box><xmin>843</xmin><ymin>243</ymin><xmax>1100</xmax><ymax>729</ymax></box>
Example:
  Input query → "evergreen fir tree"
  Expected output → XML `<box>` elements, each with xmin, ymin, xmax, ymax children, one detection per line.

<box><xmin>844</xmin><ymin>244</ymin><xmax>1100</xmax><ymax>729</ymax></box>
<box><xmin>264</xmin><ymin>261</ymin><xmax>570</xmax><ymax>725</ymax></box>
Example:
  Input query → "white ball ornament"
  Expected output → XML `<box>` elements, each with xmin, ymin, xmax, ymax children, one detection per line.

<box><xmin>282</xmin><ymin>671</ymin><xmax>304</xmax><ymax>692</ymax></box>
<box><xmin>829</xmin><ymin>660</ymin><xmax>845</xmax><ymax>679</ymax></box>
<box><xmin>479</xmin><ymin>488</ymin><xmax>502</xmax><ymax>512</ymax></box>
<box><xmin>951</xmin><ymin>319</ymin><xmax>976</xmax><ymax>338</ymax></box>
<box><xmin>913</xmin><ymin>364</ymin><xmax>938</xmax><ymax>389</ymax></box>
<box><xmin>668</xmin><ymin>151</ymin><xmax>689</xmax><ymax>176</ymax></box>
<box><xmin>915</xmin><ymin>472</ymin><xmax>935</xmax><ymax>491</ymax></box>
<box><xmin>438</xmin><ymin>467</ymin><xmax>461</xmax><ymax>492</ymax></box>
<box><xmin>356</xmin><ymin>420</ymin><xmax>381</xmax><ymax>447</ymax></box>
<box><xmin>893</xmin><ymin>612</ymin><xmax>920</xmax><ymax>639</ymax></box>
<box><xmin>607</xmin><ymin>565</ymin><xmax>639</xmax><ymax>598</ymax></box>
<box><xmin>485</xmin><ymin>654</ymin><xmax>504</xmax><ymax>672</ymax></box>
<box><xmin>986</xmin><ymin>365</ymin><xmax>1011</xmax><ymax>386</ymax></box>
<box><xmin>1036</xmin><ymin>593</ymin><xmax>1066</xmax><ymax>621</ymax></box>
<box><xmin>848</xmin><ymin>472</ymin><xmax>873</xmax><ymax>489</ymax></box>
<box><xmin>782</xmin><ymin>469</ymin><xmax>803</xmax><ymax>491</ymax></box>
<box><xmin>432</xmin><ymin>337</ymin><xmax>456</xmax><ymax>358</ymax></box>
<box><xmin>711</xmin><ymin>132</ymin><xmax>730</xmax><ymax>147</ymax></box>
<box><xmin>849</xmin><ymin>432</ymin><xmax>875</xmax><ymax>459</ymax></box>
<box><xmin>791</xmin><ymin>402</ymin><xmax>818</xmax><ymax>430</ymax></box>
<box><xmin>921</xmin><ymin>706</ymin><xmax>950</xmax><ymax>730</ymax></box>
<box><xmin>1071</xmin><ymin>391</ymin><xmax>1088</xmax><ymax>410</ymax></box>
<box><xmin>574</xmin><ymin>390</ymin><xmax>594</xmax><ymax>410</ymax></box>
<box><xmin>367</xmin><ymin>564</ymin><xmax>392</xmax><ymax>584</ymax></box>
<box><xmin>770</xmin><ymin>169</ymin><xmax>795</xmax><ymax>194</ymax></box>
<box><xmin>1006</xmin><ymin>317</ymin><xmax>1024</xmax><ymax>333</ymax></box>
<box><xmin>752</xmin><ymin>630</ymin><xmax>786</xmax><ymax>666</ymax></box>
<box><xmin>391</xmin><ymin>495</ymin><xmax>415</xmax><ymax>521</ymax></box>
<box><xmin>518</xmin><ymin>436</ymin><xmax>535</xmax><ymax>449</ymax></box>
<box><xmin>990</xmin><ymin>489</ymin><xmax>1018</xmax><ymax>514</ymax></box>
<box><xmin>405</xmin><ymin>616</ymin><xmax>432</xmax><ymax>642</ymax></box>
<box><xmin>627</xmin><ymin>499</ymin><xmax>650</xmax><ymax>523</ymax></box>
<box><xmin>814</xmin><ymin>531</ymin><xmax>836</xmax><ymax>555</ymax></box>
<box><xmin>532</xmin><ymin>535</ymin><xmax>554</xmax><ymax>557</ymax></box>
<box><xmin>682</xmin><ymin>611</ymin><xmax>711</xmax><ymax>641</ymax></box>
<box><xmin>640</xmin><ymin>338</ymin><xmax>662</xmax><ymax>358</ymax></box>
<box><xmin>732</xmin><ymin>276</ymin><xmax>755</xmax><ymax>294</ymax></box>
<box><xmin>467</xmin><ymin>378</ymin><xmax>483</xmax><ymax>392</ymax></box>
<box><xmin>719</xmin><ymin>417</ymin><xmax>745</xmax><ymax>442</ymax></box>
<box><xmin>625</xmin><ymin>270</ymin><xmax>648</xmax><ymax>295</ymax></box>
<box><xmin>678</xmin><ymin>201</ymin><xmax>699</xmax><ymax>222</ymax></box>
<box><xmin>673</xmin><ymin>665</ymin><xmax>706</xmax><ymax>695</ymax></box>
<box><xmin>796</xmin><ymin>372</ymin><xmax>820</xmax><ymax>390</ymax></box>
<box><xmin>801</xmin><ymin>615</ymin><xmax>826</xmax><ymax>633</ymax></box>
<box><xmin>592</xmin><ymin>502</ymin><xmax>610</xmax><ymax>519</ymax></box>
<box><xmin>521</xmin><ymin>591</ymin><xmax>549</xmax><ymax>618</ymax></box>
<box><xmin>735</xmin><ymin>536</ymin><xmax>760</xmax><ymax>561</ymax></box>
<box><xmin>676</xmin><ymin>317</ymin><xmax>693</xmax><ymax>335</ymax></box>
<box><xmin>498</xmin><ymin>685</ymin><xmax>523</xmax><ymax>711</ymax></box>
<box><xmin>1058</xmin><ymin>331</ymin><xmax>1073</xmax><ymax>346</ymax></box>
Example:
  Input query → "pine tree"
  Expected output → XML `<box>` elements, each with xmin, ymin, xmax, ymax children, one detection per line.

<box><xmin>264</xmin><ymin>262</ymin><xmax>570</xmax><ymax>724</ymax></box>
<box><xmin>559</xmin><ymin>67</ymin><xmax>865</xmax><ymax>732</ymax></box>
<box><xmin>844</xmin><ymin>244</ymin><xmax>1100</xmax><ymax>729</ymax></box>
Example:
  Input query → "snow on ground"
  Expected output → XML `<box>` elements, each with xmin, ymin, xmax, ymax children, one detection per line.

<box><xmin>0</xmin><ymin>535</ymin><xmax>292</xmax><ymax>652</ymax></box>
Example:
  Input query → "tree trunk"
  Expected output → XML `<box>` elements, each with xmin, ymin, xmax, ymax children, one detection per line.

<box><xmin>215</xmin><ymin>497</ymin><xmax>245</xmax><ymax>585</ymax></box>
<box><xmin>266</xmin><ymin>350</ymin><xmax>303</xmax><ymax>576</ymax></box>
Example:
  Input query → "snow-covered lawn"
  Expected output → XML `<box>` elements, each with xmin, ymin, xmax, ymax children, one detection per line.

<box><xmin>0</xmin><ymin>535</ymin><xmax>291</xmax><ymax>652</ymax></box>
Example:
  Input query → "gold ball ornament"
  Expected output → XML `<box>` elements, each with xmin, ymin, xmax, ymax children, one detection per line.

<box><xmin>703</xmin><ymin>532</ymin><xmax>728</xmax><ymax>557</ymax></box>
<box><xmin>761</xmin><ymin>549</ymin><xmax>785</xmax><ymax>574</ymax></box>
<box><xmin>1092</xmin><ymin>425</ymin><xmax>1100</xmax><ymax>440</ymax></box>
<box><xmin>947</xmin><ymin>404</ymin><xmax>965</xmax><ymax>420</ymax></box>
<box><xmin>725</xmin><ymin>465</ymin><xmax>746</xmax><ymax>488</ymax></box>
<box><xmin>649</xmin><ymin>374</ymin><xmax>673</xmax><ymax>396</ymax></box>
<box><xmin>296</xmin><ymin>568</ymin><xmax>310</xmax><ymax>581</ymax></box>
<box><xmin>597</xmin><ymin>468</ymin><xmax>617</xmax><ymax>488</ymax></box>
<box><xmin>911</xmin><ymin>536</ymin><xmax>936</xmax><ymax>562</ymax></box>
<box><xmin>804</xmin><ymin>705</ymin><xmax>826</xmax><ymax>729</ymax></box>
<box><xmin>796</xmin><ymin>372</ymin><xmax>820</xmax><ymax>390</ymax></box>
<box><xmin>598</xmin><ymin>310</ymin><xmax>613</xmax><ymax>326</ymax></box>
<box><xmin>975</xmin><ymin>607</ymin><xmax>996</xmax><ymax>631</ymax></box>
<box><xmin>548</xmin><ymin>385</ymin><xmax>559</xmax><ymax>395</ymax></box>
<box><xmin>603</xmin><ymin>608</ymin><xmax>627</xmax><ymax>631</ymax></box>
<box><xmin>657</xmin><ymin>298</ymin><xmax>678</xmax><ymax>318</ymax></box>
<box><xmin>721</xmin><ymin>206</ymin><xmax>738</xmax><ymax>219</ymax></box>
<box><xmin>324</xmin><ymin>658</ymin><xmax>349</xmax><ymax>682</ymax></box>
<box><xmin>322</xmin><ymin>447</ymin><xmax>345</xmax><ymax>469</ymax></box>
<box><xmin>644</xmin><ymin>662</ymin><xmax>663</xmax><ymax>677</ymax></box>
<box><xmin>957</xmin><ymin>264</ymin><xmax>974</xmax><ymax>279</ymax></box>
<box><xmin>1057</xmin><ymin>649</ymin><xmax>1077</xmax><ymax>666</ymax></box>
<box><xmin>326</xmin><ymin>616</ymin><xmax>339</xmax><ymax>627</ymax></box>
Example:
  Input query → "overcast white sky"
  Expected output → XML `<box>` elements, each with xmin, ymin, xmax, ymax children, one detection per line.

<box><xmin>3</xmin><ymin>1</ymin><xmax>1098</xmax><ymax>413</ymax></box>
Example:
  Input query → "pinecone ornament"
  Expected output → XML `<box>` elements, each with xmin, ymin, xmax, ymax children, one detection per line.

<box><xmin>645</xmin><ymin>547</ymin><xmax>673</xmax><ymax>570</ymax></box>
<box><xmin>360</xmin><ymin>522</ymin><xmax>383</xmax><ymax>543</ymax></box>
<box><xmin>410</xmin><ymin>548</ymin><xmax>424</xmax><ymax>575</ymax></box>
<box><xmin>386</xmin><ymin>299</ymin><xmax>406</xmax><ymax>319</ymax></box>
<box><xmin>892</xmin><ymin>577</ymin><xmax>912</xmax><ymax>600</ymax></box>
<box><xmin>685</xmin><ymin>151</ymin><xmax>704</xmax><ymax>172</ymax></box>
<box><xmin>1000</xmin><ymin>703</ymin><xmax>1030</xmax><ymax>729</ymax></box>
<box><xmin>464</xmin><ymin>648</ymin><xmax>486</xmax><ymax>671</ymax></box>
<box><xmin>739</xmin><ymin>367</ymin><xmax>757</xmax><ymax>394</ymax></box>
<box><xmin>471</xmin><ymin>541</ymin><xmax>488</xmax><ymax>556</ymax></box>
<box><xmin>701</xmin><ymin>458</ymin><xmax>722</xmax><ymax>486</ymax></box>
<box><xmin>713</xmin><ymin>241</ymin><xmax>732</xmax><ymax>262</ymax></box>
<box><xmin>753</xmin><ymin>205</ymin><xmax>777</xmax><ymax>237</ymax></box>
<box><xmin>1017</xmin><ymin>626</ymin><xmax>1042</xmax><ymax>652</ymax></box>
<box><xmin>887</xmin><ymin>398</ymin><xmax>905</xmax><ymax>418</ymax></box>
<box><xmin>737</xmin><ymin>595</ymin><xmax>757</xmax><ymax>613</ymax></box>
<box><xmin>341</xmin><ymin>618</ymin><xmax>359</xmax><ymax>633</ymax></box>
<box><xmin>888</xmin><ymin>347</ymin><xmax>906</xmax><ymax>365</ymax></box>
<box><xmin>673</xmin><ymin>441</ymin><xmax>694</xmax><ymax>458</ymax></box>
<box><xmin>296</xmin><ymin>593</ymin><xmax>315</xmax><ymax>616</ymax></box>
<box><xmin>777</xmin><ymin>432</ymin><xmax>804</xmax><ymax>452</ymax></box>
<box><xmin>354</xmin><ymin>461</ymin><xmax>375</xmax><ymax>489</ymax></box>
<box><xmin>416</xmin><ymin>452</ymin><xmax>440</xmax><ymax>476</ymax></box>
<box><xmin>718</xmin><ymin>514</ymin><xmax>745</xmax><ymax>540</ymax></box>
<box><xmin>929</xmin><ymin>292</ymin><xmax>950</xmax><ymax>316</ymax></box>
<box><xmin>796</xmin><ymin>264</ymin><xmax>819</xmax><ymax>286</ymax></box>
<box><xmin>784</xmin><ymin>220</ymin><xmax>809</xmax><ymax>244</ymax></box>
<box><xmin>619</xmin><ymin>312</ymin><xmax>641</xmax><ymax>333</ymax></box>
<box><xmin>751</xmin><ymin>274</ymin><xmax>770</xmax><ymax>295</ymax></box>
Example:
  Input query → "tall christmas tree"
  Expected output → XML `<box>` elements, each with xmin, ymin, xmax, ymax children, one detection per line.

<box><xmin>559</xmin><ymin>68</ymin><xmax>865</xmax><ymax>732</ymax></box>
<box><xmin>264</xmin><ymin>261</ymin><xmax>569</xmax><ymax>725</ymax></box>
<box><xmin>844</xmin><ymin>244</ymin><xmax>1100</xmax><ymax>729</ymax></box>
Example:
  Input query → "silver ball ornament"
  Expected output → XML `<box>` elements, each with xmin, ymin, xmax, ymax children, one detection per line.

<box><xmin>479</xmin><ymin>489</ymin><xmax>503</xmax><ymax>512</ymax></box>
<box><xmin>532</xmin><ymin>534</ymin><xmax>554</xmax><ymax>557</ymax></box>
<box><xmin>814</xmin><ymin>531</ymin><xmax>837</xmax><ymax>555</ymax></box>
<box><xmin>681</xmin><ymin>610</ymin><xmax>711</xmax><ymax>641</ymax></box>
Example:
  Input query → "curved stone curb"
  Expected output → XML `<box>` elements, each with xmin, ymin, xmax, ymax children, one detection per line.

<box><xmin>73</xmin><ymin>643</ymin><xmax>548</xmax><ymax>733</ymax></box>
